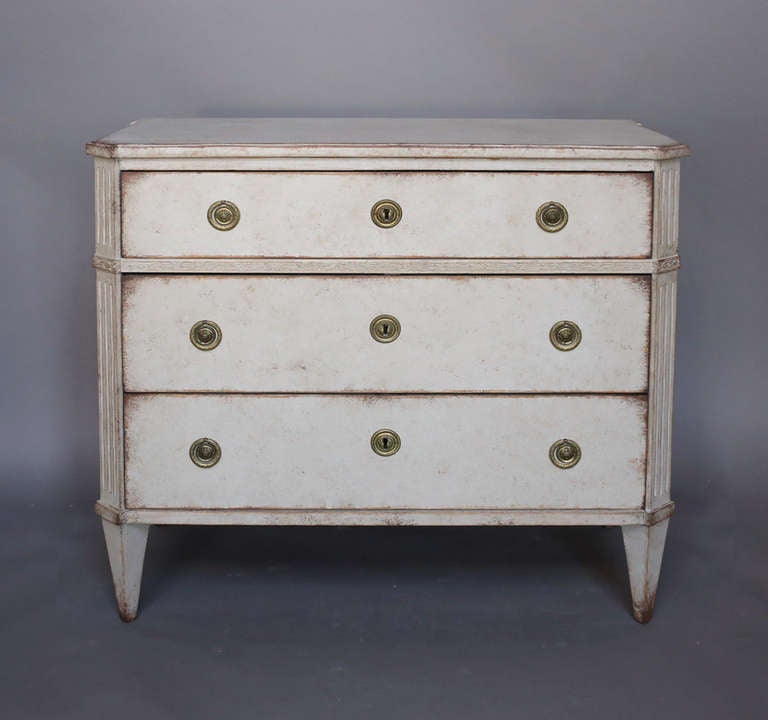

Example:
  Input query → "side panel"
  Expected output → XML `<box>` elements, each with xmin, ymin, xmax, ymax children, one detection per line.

<box><xmin>646</xmin><ymin>270</ymin><xmax>677</xmax><ymax>509</ymax></box>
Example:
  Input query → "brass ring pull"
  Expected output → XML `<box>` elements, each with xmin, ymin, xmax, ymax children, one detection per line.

<box><xmin>536</xmin><ymin>201</ymin><xmax>568</xmax><ymax>232</ymax></box>
<box><xmin>207</xmin><ymin>200</ymin><xmax>240</xmax><ymax>231</ymax></box>
<box><xmin>190</xmin><ymin>320</ymin><xmax>222</xmax><ymax>351</ymax></box>
<box><xmin>189</xmin><ymin>437</ymin><xmax>221</xmax><ymax>468</ymax></box>
<box><xmin>371</xmin><ymin>199</ymin><xmax>402</xmax><ymax>228</ymax></box>
<box><xmin>371</xmin><ymin>429</ymin><xmax>401</xmax><ymax>457</ymax></box>
<box><xmin>549</xmin><ymin>320</ymin><xmax>581</xmax><ymax>351</ymax></box>
<box><xmin>370</xmin><ymin>314</ymin><xmax>401</xmax><ymax>343</ymax></box>
<box><xmin>549</xmin><ymin>439</ymin><xmax>581</xmax><ymax>469</ymax></box>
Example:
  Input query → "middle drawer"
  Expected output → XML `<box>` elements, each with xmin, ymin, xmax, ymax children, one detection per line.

<box><xmin>123</xmin><ymin>275</ymin><xmax>649</xmax><ymax>393</ymax></box>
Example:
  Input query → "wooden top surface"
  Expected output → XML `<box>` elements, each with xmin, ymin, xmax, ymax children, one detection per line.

<box><xmin>86</xmin><ymin>118</ymin><xmax>689</xmax><ymax>160</ymax></box>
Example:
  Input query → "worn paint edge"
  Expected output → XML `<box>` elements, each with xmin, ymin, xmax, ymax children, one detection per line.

<box><xmin>95</xmin><ymin>501</ymin><xmax>674</xmax><ymax>527</ymax></box>
<box><xmin>114</xmin><ymin>158</ymin><xmax>661</xmax><ymax>172</ymax></box>
<box><xmin>85</xmin><ymin>141</ymin><xmax>691</xmax><ymax>161</ymax></box>
<box><xmin>94</xmin><ymin>255</ymin><xmax>679</xmax><ymax>274</ymax></box>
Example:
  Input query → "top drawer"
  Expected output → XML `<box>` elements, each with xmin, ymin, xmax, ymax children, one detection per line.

<box><xmin>121</xmin><ymin>172</ymin><xmax>652</xmax><ymax>259</ymax></box>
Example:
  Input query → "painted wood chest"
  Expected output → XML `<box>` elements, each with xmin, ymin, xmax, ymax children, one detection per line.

<box><xmin>86</xmin><ymin>118</ymin><xmax>688</xmax><ymax>622</ymax></box>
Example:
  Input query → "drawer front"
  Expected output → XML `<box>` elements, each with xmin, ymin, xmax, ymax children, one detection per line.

<box><xmin>124</xmin><ymin>395</ymin><xmax>646</xmax><ymax>510</ymax></box>
<box><xmin>121</xmin><ymin>172</ymin><xmax>652</xmax><ymax>258</ymax></box>
<box><xmin>122</xmin><ymin>275</ymin><xmax>650</xmax><ymax>393</ymax></box>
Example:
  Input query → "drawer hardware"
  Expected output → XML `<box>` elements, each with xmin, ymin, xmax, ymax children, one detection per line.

<box><xmin>369</xmin><ymin>314</ymin><xmax>401</xmax><ymax>343</ymax></box>
<box><xmin>371</xmin><ymin>199</ymin><xmax>402</xmax><ymax>228</ymax></box>
<box><xmin>549</xmin><ymin>320</ymin><xmax>581</xmax><ymax>351</ymax></box>
<box><xmin>207</xmin><ymin>200</ymin><xmax>240</xmax><ymax>231</ymax></box>
<box><xmin>189</xmin><ymin>437</ymin><xmax>222</xmax><ymax>468</ymax></box>
<box><xmin>536</xmin><ymin>201</ymin><xmax>568</xmax><ymax>232</ymax></box>
<box><xmin>371</xmin><ymin>428</ymin><xmax>401</xmax><ymax>457</ymax></box>
<box><xmin>190</xmin><ymin>320</ymin><xmax>222</xmax><ymax>351</ymax></box>
<box><xmin>549</xmin><ymin>438</ymin><xmax>581</xmax><ymax>469</ymax></box>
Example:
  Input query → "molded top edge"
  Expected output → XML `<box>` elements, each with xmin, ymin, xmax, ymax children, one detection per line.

<box><xmin>86</xmin><ymin>118</ymin><xmax>690</xmax><ymax>160</ymax></box>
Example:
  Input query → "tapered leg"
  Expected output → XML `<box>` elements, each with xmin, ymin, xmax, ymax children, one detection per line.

<box><xmin>102</xmin><ymin>520</ymin><xmax>150</xmax><ymax>622</ymax></box>
<box><xmin>621</xmin><ymin>519</ymin><xmax>669</xmax><ymax>623</ymax></box>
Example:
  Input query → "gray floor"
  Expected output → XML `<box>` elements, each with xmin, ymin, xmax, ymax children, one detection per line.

<box><xmin>2</xmin><ymin>484</ymin><xmax>765</xmax><ymax>720</ymax></box>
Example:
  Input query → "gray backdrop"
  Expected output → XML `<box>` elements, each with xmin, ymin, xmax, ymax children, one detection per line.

<box><xmin>1</xmin><ymin>2</ymin><xmax>766</xmax><ymax>719</ymax></box>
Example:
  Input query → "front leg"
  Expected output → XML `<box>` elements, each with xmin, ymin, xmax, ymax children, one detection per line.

<box><xmin>621</xmin><ymin>519</ymin><xmax>669</xmax><ymax>623</ymax></box>
<box><xmin>102</xmin><ymin>520</ymin><xmax>150</xmax><ymax>622</ymax></box>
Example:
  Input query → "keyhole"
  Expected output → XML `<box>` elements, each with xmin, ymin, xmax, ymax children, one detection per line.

<box><xmin>370</xmin><ymin>315</ymin><xmax>401</xmax><ymax>343</ymax></box>
<box><xmin>371</xmin><ymin>428</ymin><xmax>400</xmax><ymax>456</ymax></box>
<box><xmin>371</xmin><ymin>200</ymin><xmax>401</xmax><ymax>228</ymax></box>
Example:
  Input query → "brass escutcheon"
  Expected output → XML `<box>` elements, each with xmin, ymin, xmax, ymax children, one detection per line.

<box><xmin>370</xmin><ymin>314</ymin><xmax>401</xmax><ymax>343</ymax></box>
<box><xmin>549</xmin><ymin>438</ymin><xmax>581</xmax><ymax>469</ymax></box>
<box><xmin>536</xmin><ymin>201</ymin><xmax>568</xmax><ymax>232</ymax></box>
<box><xmin>190</xmin><ymin>320</ymin><xmax>222</xmax><ymax>351</ymax></box>
<box><xmin>371</xmin><ymin>199</ymin><xmax>402</xmax><ymax>228</ymax></box>
<box><xmin>371</xmin><ymin>429</ymin><xmax>401</xmax><ymax>457</ymax></box>
<box><xmin>189</xmin><ymin>437</ymin><xmax>222</xmax><ymax>468</ymax></box>
<box><xmin>549</xmin><ymin>320</ymin><xmax>581</xmax><ymax>351</ymax></box>
<box><xmin>207</xmin><ymin>200</ymin><xmax>240</xmax><ymax>231</ymax></box>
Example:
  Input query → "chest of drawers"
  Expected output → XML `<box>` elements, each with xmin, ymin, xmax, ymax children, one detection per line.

<box><xmin>86</xmin><ymin>118</ymin><xmax>688</xmax><ymax>623</ymax></box>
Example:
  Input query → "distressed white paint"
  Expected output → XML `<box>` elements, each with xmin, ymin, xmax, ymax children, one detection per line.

<box><xmin>102</xmin><ymin>520</ymin><xmax>149</xmax><ymax>622</ymax></box>
<box><xmin>94</xmin><ymin>157</ymin><xmax>124</xmax><ymax>509</ymax></box>
<box><xmin>123</xmin><ymin>394</ymin><xmax>647</xmax><ymax>510</ymax></box>
<box><xmin>622</xmin><ymin>519</ymin><xmax>669</xmax><ymax>623</ymax></box>
<box><xmin>116</xmin><ymin>157</ymin><xmax>659</xmax><ymax>173</ymax></box>
<box><xmin>121</xmin><ymin>171</ymin><xmax>652</xmax><ymax>259</ymax></box>
<box><xmin>103</xmin><ymin>504</ymin><xmax>674</xmax><ymax>528</ymax></box>
<box><xmin>100</xmin><ymin>256</ymin><xmax>679</xmax><ymax>275</ymax></box>
<box><xmin>89</xmin><ymin>118</ymin><xmax>685</xmax><ymax>621</ymax></box>
<box><xmin>646</xmin><ymin>271</ymin><xmax>678</xmax><ymax>509</ymax></box>
<box><xmin>96</xmin><ymin>271</ymin><xmax>123</xmax><ymax>506</ymax></box>
<box><xmin>94</xmin><ymin>157</ymin><xmax>120</xmax><ymax>259</ymax></box>
<box><xmin>86</xmin><ymin>118</ymin><xmax>689</xmax><ymax>160</ymax></box>
<box><xmin>122</xmin><ymin>275</ymin><xmax>650</xmax><ymax>393</ymax></box>
<box><xmin>653</xmin><ymin>159</ymin><xmax>681</xmax><ymax>257</ymax></box>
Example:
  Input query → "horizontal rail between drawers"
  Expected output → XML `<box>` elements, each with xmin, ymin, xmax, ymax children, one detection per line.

<box><xmin>122</xmin><ymin>391</ymin><xmax>649</xmax><ymax>398</ymax></box>
<box><xmin>96</xmin><ymin>502</ymin><xmax>675</xmax><ymax>527</ymax></box>
<box><xmin>94</xmin><ymin>256</ymin><xmax>680</xmax><ymax>275</ymax></box>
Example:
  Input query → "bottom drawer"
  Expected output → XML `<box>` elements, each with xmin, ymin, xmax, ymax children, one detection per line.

<box><xmin>124</xmin><ymin>395</ymin><xmax>647</xmax><ymax>510</ymax></box>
